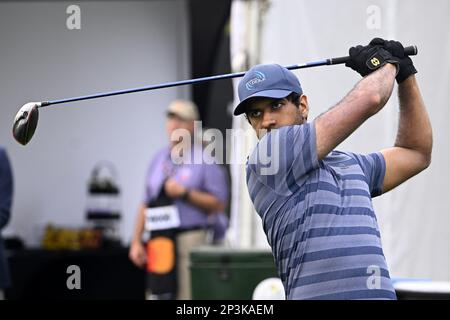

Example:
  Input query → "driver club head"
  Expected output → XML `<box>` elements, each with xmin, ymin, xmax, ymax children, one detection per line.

<box><xmin>12</xmin><ymin>102</ymin><xmax>41</xmax><ymax>145</ymax></box>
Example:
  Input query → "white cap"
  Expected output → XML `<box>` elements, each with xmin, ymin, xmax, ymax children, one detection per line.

<box><xmin>167</xmin><ymin>99</ymin><xmax>199</xmax><ymax>121</ymax></box>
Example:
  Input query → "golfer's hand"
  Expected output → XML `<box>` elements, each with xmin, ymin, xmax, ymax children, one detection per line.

<box><xmin>129</xmin><ymin>241</ymin><xmax>147</xmax><ymax>268</ymax></box>
<box><xmin>345</xmin><ymin>39</ymin><xmax>400</xmax><ymax>77</ymax></box>
<box><xmin>164</xmin><ymin>178</ymin><xmax>187</xmax><ymax>198</ymax></box>
<box><xmin>370</xmin><ymin>38</ymin><xmax>417</xmax><ymax>83</ymax></box>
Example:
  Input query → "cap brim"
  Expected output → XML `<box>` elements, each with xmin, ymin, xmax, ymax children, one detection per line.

<box><xmin>233</xmin><ymin>89</ymin><xmax>293</xmax><ymax>116</ymax></box>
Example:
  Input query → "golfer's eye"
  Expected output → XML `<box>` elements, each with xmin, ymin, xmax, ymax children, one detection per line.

<box><xmin>271</xmin><ymin>101</ymin><xmax>284</xmax><ymax>110</ymax></box>
<box><xmin>248</xmin><ymin>110</ymin><xmax>262</xmax><ymax>119</ymax></box>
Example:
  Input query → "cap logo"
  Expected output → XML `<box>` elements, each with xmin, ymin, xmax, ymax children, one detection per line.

<box><xmin>245</xmin><ymin>71</ymin><xmax>266</xmax><ymax>90</ymax></box>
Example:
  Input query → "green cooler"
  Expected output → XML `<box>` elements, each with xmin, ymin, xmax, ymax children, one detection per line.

<box><xmin>190</xmin><ymin>246</ymin><xmax>278</xmax><ymax>300</ymax></box>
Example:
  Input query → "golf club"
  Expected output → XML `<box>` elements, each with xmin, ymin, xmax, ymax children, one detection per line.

<box><xmin>12</xmin><ymin>45</ymin><xmax>417</xmax><ymax>146</ymax></box>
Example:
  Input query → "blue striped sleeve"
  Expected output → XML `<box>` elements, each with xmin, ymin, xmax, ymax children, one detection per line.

<box><xmin>350</xmin><ymin>152</ymin><xmax>386</xmax><ymax>197</ymax></box>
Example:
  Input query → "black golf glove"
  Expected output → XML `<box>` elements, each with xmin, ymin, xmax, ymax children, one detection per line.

<box><xmin>369</xmin><ymin>38</ymin><xmax>417</xmax><ymax>83</ymax></box>
<box><xmin>345</xmin><ymin>42</ymin><xmax>400</xmax><ymax>77</ymax></box>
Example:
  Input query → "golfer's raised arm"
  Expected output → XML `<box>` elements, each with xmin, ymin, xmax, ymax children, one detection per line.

<box><xmin>315</xmin><ymin>63</ymin><xmax>397</xmax><ymax>160</ymax></box>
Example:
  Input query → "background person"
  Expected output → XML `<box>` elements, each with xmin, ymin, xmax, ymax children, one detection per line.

<box><xmin>129</xmin><ymin>99</ymin><xmax>229</xmax><ymax>300</ymax></box>
<box><xmin>0</xmin><ymin>146</ymin><xmax>13</xmax><ymax>300</ymax></box>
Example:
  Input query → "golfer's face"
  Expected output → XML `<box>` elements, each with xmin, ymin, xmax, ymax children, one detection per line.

<box><xmin>246</xmin><ymin>97</ymin><xmax>304</xmax><ymax>139</ymax></box>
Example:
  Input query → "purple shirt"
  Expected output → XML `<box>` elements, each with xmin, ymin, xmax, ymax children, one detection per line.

<box><xmin>143</xmin><ymin>145</ymin><xmax>228</xmax><ymax>230</ymax></box>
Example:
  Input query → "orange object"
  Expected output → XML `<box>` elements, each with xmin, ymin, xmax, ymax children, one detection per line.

<box><xmin>147</xmin><ymin>236</ymin><xmax>175</xmax><ymax>274</ymax></box>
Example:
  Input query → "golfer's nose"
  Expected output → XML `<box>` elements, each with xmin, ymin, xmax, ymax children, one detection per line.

<box><xmin>261</xmin><ymin>110</ymin><xmax>276</xmax><ymax>130</ymax></box>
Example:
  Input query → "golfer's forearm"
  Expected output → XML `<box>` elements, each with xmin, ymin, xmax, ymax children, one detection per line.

<box><xmin>315</xmin><ymin>63</ymin><xmax>396</xmax><ymax>159</ymax></box>
<box><xmin>186</xmin><ymin>190</ymin><xmax>225</xmax><ymax>214</ymax></box>
<box><xmin>131</xmin><ymin>205</ymin><xmax>146</xmax><ymax>244</ymax></box>
<box><xmin>395</xmin><ymin>76</ymin><xmax>432</xmax><ymax>162</ymax></box>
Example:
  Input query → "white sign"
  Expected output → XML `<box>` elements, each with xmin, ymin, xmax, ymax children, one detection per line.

<box><xmin>145</xmin><ymin>205</ymin><xmax>181</xmax><ymax>231</ymax></box>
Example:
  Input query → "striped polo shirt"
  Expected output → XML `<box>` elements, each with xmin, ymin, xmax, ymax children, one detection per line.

<box><xmin>246</xmin><ymin>122</ymin><xmax>396</xmax><ymax>300</ymax></box>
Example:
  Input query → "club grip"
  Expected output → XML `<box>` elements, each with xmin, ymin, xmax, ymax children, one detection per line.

<box><xmin>330</xmin><ymin>45</ymin><xmax>418</xmax><ymax>65</ymax></box>
<box><xmin>404</xmin><ymin>45</ymin><xmax>418</xmax><ymax>56</ymax></box>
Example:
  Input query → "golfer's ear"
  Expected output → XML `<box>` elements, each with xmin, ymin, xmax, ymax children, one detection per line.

<box><xmin>300</xmin><ymin>94</ymin><xmax>309</xmax><ymax>119</ymax></box>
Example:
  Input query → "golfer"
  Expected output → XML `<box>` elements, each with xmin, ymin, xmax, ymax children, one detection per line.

<box><xmin>233</xmin><ymin>38</ymin><xmax>432</xmax><ymax>299</ymax></box>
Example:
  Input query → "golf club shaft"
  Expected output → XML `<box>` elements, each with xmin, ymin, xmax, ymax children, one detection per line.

<box><xmin>40</xmin><ymin>45</ymin><xmax>417</xmax><ymax>108</ymax></box>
